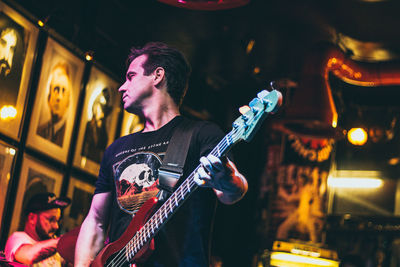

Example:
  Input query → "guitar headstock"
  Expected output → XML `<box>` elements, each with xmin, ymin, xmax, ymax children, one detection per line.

<box><xmin>232</xmin><ymin>89</ymin><xmax>283</xmax><ymax>143</ymax></box>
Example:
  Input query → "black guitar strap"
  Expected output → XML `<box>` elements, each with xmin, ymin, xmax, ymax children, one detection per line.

<box><xmin>157</xmin><ymin>117</ymin><xmax>196</xmax><ymax>201</ymax></box>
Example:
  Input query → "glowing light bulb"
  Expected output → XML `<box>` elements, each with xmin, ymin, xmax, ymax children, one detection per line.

<box><xmin>0</xmin><ymin>105</ymin><xmax>17</xmax><ymax>120</ymax></box>
<box><xmin>85</xmin><ymin>51</ymin><xmax>94</xmax><ymax>61</ymax></box>
<box><xmin>253</xmin><ymin>66</ymin><xmax>260</xmax><ymax>74</ymax></box>
<box><xmin>246</xmin><ymin>39</ymin><xmax>255</xmax><ymax>54</ymax></box>
<box><xmin>347</xmin><ymin>127</ymin><xmax>367</xmax><ymax>146</ymax></box>
<box><xmin>6</xmin><ymin>147</ymin><xmax>16</xmax><ymax>155</ymax></box>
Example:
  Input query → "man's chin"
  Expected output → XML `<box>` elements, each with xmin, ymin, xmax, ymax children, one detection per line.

<box><xmin>52</xmin><ymin>112</ymin><xmax>65</xmax><ymax>121</ymax></box>
<box><xmin>37</xmin><ymin>233</ymin><xmax>54</xmax><ymax>240</ymax></box>
<box><xmin>45</xmin><ymin>232</ymin><xmax>56</xmax><ymax>239</ymax></box>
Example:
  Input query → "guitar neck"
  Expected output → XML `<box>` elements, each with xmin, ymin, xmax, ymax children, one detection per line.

<box><xmin>121</xmin><ymin>90</ymin><xmax>282</xmax><ymax>263</ymax></box>
<box><xmin>124</xmin><ymin>128</ymin><xmax>238</xmax><ymax>260</ymax></box>
<box><xmin>98</xmin><ymin>89</ymin><xmax>281</xmax><ymax>265</ymax></box>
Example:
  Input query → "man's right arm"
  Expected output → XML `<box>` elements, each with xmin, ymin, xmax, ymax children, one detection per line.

<box><xmin>74</xmin><ymin>192</ymin><xmax>111</xmax><ymax>267</ymax></box>
<box><xmin>11</xmin><ymin>237</ymin><xmax>58</xmax><ymax>265</ymax></box>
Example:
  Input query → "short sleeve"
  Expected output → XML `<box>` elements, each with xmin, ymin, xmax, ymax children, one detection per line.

<box><xmin>4</xmin><ymin>232</ymin><xmax>34</xmax><ymax>262</ymax></box>
<box><xmin>195</xmin><ymin>121</ymin><xmax>225</xmax><ymax>157</ymax></box>
<box><xmin>94</xmin><ymin>145</ymin><xmax>114</xmax><ymax>194</ymax></box>
<box><xmin>194</xmin><ymin>121</ymin><xmax>236</xmax><ymax>162</ymax></box>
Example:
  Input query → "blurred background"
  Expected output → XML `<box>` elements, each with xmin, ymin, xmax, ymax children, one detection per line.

<box><xmin>1</xmin><ymin>0</ymin><xmax>400</xmax><ymax>266</ymax></box>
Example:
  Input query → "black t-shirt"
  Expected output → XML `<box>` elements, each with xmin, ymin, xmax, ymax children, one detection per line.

<box><xmin>95</xmin><ymin>116</ymin><xmax>225</xmax><ymax>266</ymax></box>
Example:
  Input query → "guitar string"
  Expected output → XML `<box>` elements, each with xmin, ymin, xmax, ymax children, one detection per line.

<box><xmin>107</xmin><ymin>124</ymin><xmax>248</xmax><ymax>267</ymax></box>
<box><xmin>106</xmin><ymin>117</ymin><xmax>254</xmax><ymax>266</ymax></box>
<box><xmin>106</xmin><ymin>166</ymin><xmax>205</xmax><ymax>266</ymax></box>
<box><xmin>113</xmin><ymin>95</ymin><xmax>278</xmax><ymax>265</ymax></box>
<box><xmin>108</xmin><ymin>124</ymin><xmax>248</xmax><ymax>267</ymax></box>
<box><xmin>110</xmin><ymin>93</ymin><xmax>274</xmax><ymax>265</ymax></box>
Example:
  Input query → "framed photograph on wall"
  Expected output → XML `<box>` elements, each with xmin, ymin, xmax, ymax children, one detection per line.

<box><xmin>0</xmin><ymin>2</ymin><xmax>38</xmax><ymax>140</ymax></box>
<box><xmin>26</xmin><ymin>38</ymin><xmax>84</xmax><ymax>163</ymax></box>
<box><xmin>120</xmin><ymin>110</ymin><xmax>144</xmax><ymax>137</ymax></box>
<box><xmin>73</xmin><ymin>66</ymin><xmax>121</xmax><ymax>176</ymax></box>
<box><xmin>8</xmin><ymin>154</ymin><xmax>63</xmax><ymax>236</ymax></box>
<box><xmin>62</xmin><ymin>176</ymin><xmax>94</xmax><ymax>233</ymax></box>
<box><xmin>0</xmin><ymin>141</ymin><xmax>17</xmax><ymax>230</ymax></box>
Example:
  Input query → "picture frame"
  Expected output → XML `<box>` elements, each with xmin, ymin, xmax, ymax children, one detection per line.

<box><xmin>26</xmin><ymin>37</ymin><xmax>85</xmax><ymax>163</ymax></box>
<box><xmin>61</xmin><ymin>176</ymin><xmax>94</xmax><ymax>233</ymax></box>
<box><xmin>0</xmin><ymin>141</ymin><xmax>17</xmax><ymax>230</ymax></box>
<box><xmin>73</xmin><ymin>66</ymin><xmax>121</xmax><ymax>176</ymax></box>
<box><xmin>120</xmin><ymin>110</ymin><xmax>144</xmax><ymax>137</ymax></box>
<box><xmin>0</xmin><ymin>2</ymin><xmax>38</xmax><ymax>140</ymax></box>
<box><xmin>8</xmin><ymin>154</ymin><xmax>63</xmax><ymax>236</ymax></box>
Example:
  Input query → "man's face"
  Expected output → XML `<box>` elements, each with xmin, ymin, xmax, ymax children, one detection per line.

<box><xmin>0</xmin><ymin>28</ymin><xmax>17</xmax><ymax>77</ymax></box>
<box><xmin>48</xmin><ymin>68</ymin><xmax>70</xmax><ymax>119</ymax></box>
<box><xmin>118</xmin><ymin>54</ymin><xmax>155</xmax><ymax>114</ymax></box>
<box><xmin>35</xmin><ymin>208</ymin><xmax>61</xmax><ymax>240</ymax></box>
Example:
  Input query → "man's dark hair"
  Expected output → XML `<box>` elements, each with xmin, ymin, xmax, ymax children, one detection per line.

<box><xmin>127</xmin><ymin>42</ymin><xmax>191</xmax><ymax>107</ymax></box>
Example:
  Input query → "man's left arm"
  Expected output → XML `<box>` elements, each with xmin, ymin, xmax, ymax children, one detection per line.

<box><xmin>194</xmin><ymin>155</ymin><xmax>248</xmax><ymax>204</ymax></box>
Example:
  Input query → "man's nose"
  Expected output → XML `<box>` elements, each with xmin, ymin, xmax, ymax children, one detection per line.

<box><xmin>52</xmin><ymin>221</ymin><xmax>59</xmax><ymax>230</ymax></box>
<box><xmin>118</xmin><ymin>82</ymin><xmax>127</xmax><ymax>92</ymax></box>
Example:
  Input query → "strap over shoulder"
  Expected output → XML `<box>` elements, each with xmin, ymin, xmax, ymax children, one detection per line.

<box><xmin>157</xmin><ymin>117</ymin><xmax>197</xmax><ymax>200</ymax></box>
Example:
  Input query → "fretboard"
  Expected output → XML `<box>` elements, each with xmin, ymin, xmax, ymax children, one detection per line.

<box><xmin>120</xmin><ymin>127</ymin><xmax>242</xmax><ymax>263</ymax></box>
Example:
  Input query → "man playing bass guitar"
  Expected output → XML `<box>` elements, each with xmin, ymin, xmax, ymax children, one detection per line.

<box><xmin>74</xmin><ymin>42</ymin><xmax>248</xmax><ymax>267</ymax></box>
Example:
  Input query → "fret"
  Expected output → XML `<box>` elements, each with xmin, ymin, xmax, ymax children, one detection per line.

<box><xmin>164</xmin><ymin>205</ymin><xmax>168</xmax><ymax>219</ymax></box>
<box><xmin>149</xmin><ymin>217</ymin><xmax>155</xmax><ymax>230</ymax></box>
<box><xmin>142</xmin><ymin>228</ymin><xmax>146</xmax><ymax>239</ymax></box>
<box><xmin>158</xmin><ymin>211</ymin><xmax>163</xmax><ymax>223</ymax></box>
<box><xmin>125</xmin><ymin>244</ymin><xmax>129</xmax><ymax>261</ymax></box>
<box><xmin>143</xmin><ymin>228</ymin><xmax>148</xmax><ymax>239</ymax></box>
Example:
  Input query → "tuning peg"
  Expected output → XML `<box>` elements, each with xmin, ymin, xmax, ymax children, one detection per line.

<box><xmin>239</xmin><ymin>105</ymin><xmax>251</xmax><ymax>115</ymax></box>
<box><xmin>257</xmin><ymin>90</ymin><xmax>269</xmax><ymax>100</ymax></box>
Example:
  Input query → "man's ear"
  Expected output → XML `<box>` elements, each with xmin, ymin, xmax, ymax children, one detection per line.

<box><xmin>153</xmin><ymin>67</ymin><xmax>165</xmax><ymax>87</ymax></box>
<box><xmin>27</xmin><ymin>212</ymin><xmax>38</xmax><ymax>225</ymax></box>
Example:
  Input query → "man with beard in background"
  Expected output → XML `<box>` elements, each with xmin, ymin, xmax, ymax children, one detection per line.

<box><xmin>5</xmin><ymin>193</ymin><xmax>70</xmax><ymax>266</ymax></box>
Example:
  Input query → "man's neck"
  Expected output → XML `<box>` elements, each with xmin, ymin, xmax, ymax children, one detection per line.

<box><xmin>24</xmin><ymin>225</ymin><xmax>41</xmax><ymax>241</ymax></box>
<box><xmin>140</xmin><ymin>91</ymin><xmax>180</xmax><ymax>132</ymax></box>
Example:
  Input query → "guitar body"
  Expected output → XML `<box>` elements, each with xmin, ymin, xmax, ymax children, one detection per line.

<box><xmin>91</xmin><ymin>197</ymin><xmax>159</xmax><ymax>267</ymax></box>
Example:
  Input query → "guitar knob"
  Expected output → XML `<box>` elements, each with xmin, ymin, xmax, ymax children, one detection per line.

<box><xmin>239</xmin><ymin>105</ymin><xmax>251</xmax><ymax>115</ymax></box>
